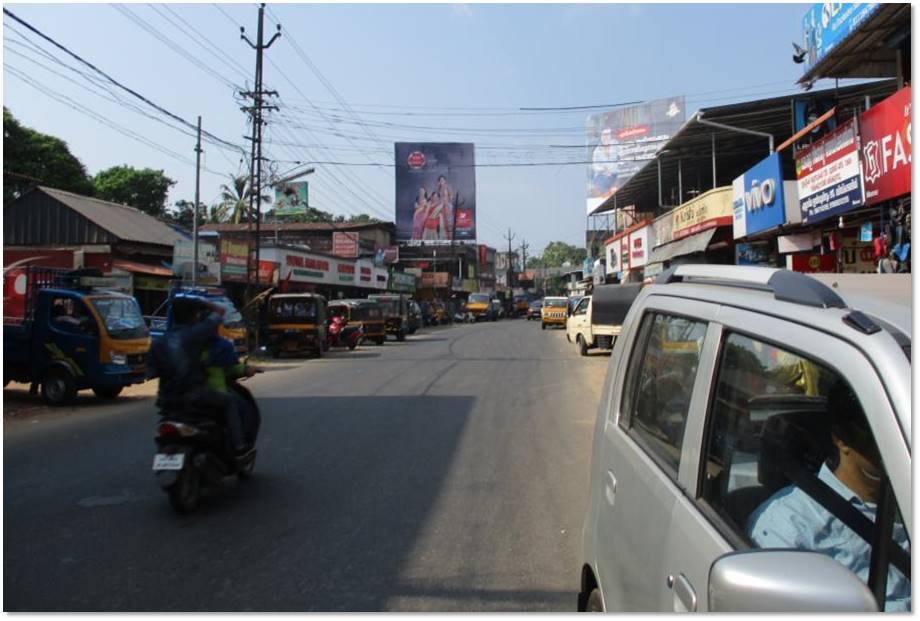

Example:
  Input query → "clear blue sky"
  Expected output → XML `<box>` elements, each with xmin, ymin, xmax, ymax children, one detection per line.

<box><xmin>4</xmin><ymin>2</ymin><xmax>841</xmax><ymax>253</ymax></box>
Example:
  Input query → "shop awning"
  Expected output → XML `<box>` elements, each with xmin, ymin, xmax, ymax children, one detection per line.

<box><xmin>648</xmin><ymin>228</ymin><xmax>718</xmax><ymax>264</ymax></box>
<box><xmin>112</xmin><ymin>259</ymin><xmax>173</xmax><ymax>277</ymax></box>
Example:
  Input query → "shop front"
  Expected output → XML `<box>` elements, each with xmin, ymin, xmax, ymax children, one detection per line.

<box><xmin>604</xmin><ymin>220</ymin><xmax>652</xmax><ymax>284</ymax></box>
<box><xmin>647</xmin><ymin>187</ymin><xmax>735</xmax><ymax>272</ymax></box>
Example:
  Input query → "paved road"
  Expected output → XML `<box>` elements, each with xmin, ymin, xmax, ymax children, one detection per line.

<box><xmin>4</xmin><ymin>318</ymin><xmax>609</xmax><ymax>611</ymax></box>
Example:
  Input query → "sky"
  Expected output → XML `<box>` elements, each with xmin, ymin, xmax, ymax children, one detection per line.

<box><xmin>3</xmin><ymin>2</ymin><xmax>843</xmax><ymax>254</ymax></box>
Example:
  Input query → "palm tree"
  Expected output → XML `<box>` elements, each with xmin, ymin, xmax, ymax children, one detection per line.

<box><xmin>219</xmin><ymin>175</ymin><xmax>270</xmax><ymax>224</ymax></box>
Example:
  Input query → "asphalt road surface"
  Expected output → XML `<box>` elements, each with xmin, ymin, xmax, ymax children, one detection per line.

<box><xmin>4</xmin><ymin>318</ymin><xmax>609</xmax><ymax>612</ymax></box>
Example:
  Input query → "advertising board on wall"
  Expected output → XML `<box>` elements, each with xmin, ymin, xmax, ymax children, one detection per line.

<box><xmin>860</xmin><ymin>86</ymin><xmax>911</xmax><ymax>206</ymax></box>
<box><xmin>671</xmin><ymin>187</ymin><xmax>733</xmax><ymax>241</ymax></box>
<box><xmin>374</xmin><ymin>246</ymin><xmax>399</xmax><ymax>266</ymax></box>
<box><xmin>732</xmin><ymin>153</ymin><xmax>801</xmax><ymax>239</ymax></box>
<box><xmin>420</xmin><ymin>272</ymin><xmax>450</xmax><ymax>288</ymax></box>
<box><xmin>395</xmin><ymin>143</ymin><xmax>476</xmax><ymax>243</ymax></box>
<box><xmin>586</xmin><ymin>96</ymin><xmax>686</xmax><ymax>215</ymax></box>
<box><xmin>796</xmin><ymin>117</ymin><xmax>864</xmax><ymax>224</ymax></box>
<box><xmin>605</xmin><ymin>237</ymin><xmax>621</xmax><ymax>276</ymax></box>
<box><xmin>332</xmin><ymin>231</ymin><xmax>359</xmax><ymax>258</ymax></box>
<box><xmin>174</xmin><ymin>238</ymin><xmax>220</xmax><ymax>284</ymax></box>
<box><xmin>801</xmin><ymin>3</ymin><xmax>880</xmax><ymax>74</ymax></box>
<box><xmin>629</xmin><ymin>225</ymin><xmax>650</xmax><ymax>268</ymax></box>
<box><xmin>219</xmin><ymin>238</ymin><xmax>249</xmax><ymax>282</ymax></box>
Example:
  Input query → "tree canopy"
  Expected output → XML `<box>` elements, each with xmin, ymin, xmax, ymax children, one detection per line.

<box><xmin>93</xmin><ymin>165</ymin><xmax>175</xmax><ymax>218</ymax></box>
<box><xmin>538</xmin><ymin>241</ymin><xmax>588</xmax><ymax>268</ymax></box>
<box><xmin>3</xmin><ymin>107</ymin><xmax>94</xmax><ymax>204</ymax></box>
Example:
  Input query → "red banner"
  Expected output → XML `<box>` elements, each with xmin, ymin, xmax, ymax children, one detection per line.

<box><xmin>789</xmin><ymin>253</ymin><xmax>837</xmax><ymax>273</ymax></box>
<box><xmin>860</xmin><ymin>86</ymin><xmax>911</xmax><ymax>206</ymax></box>
<box><xmin>332</xmin><ymin>231</ymin><xmax>359</xmax><ymax>258</ymax></box>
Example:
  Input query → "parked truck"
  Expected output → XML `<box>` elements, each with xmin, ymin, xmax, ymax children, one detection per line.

<box><xmin>147</xmin><ymin>283</ymin><xmax>249</xmax><ymax>355</ymax></box>
<box><xmin>565</xmin><ymin>283</ymin><xmax>643</xmax><ymax>356</ymax></box>
<box><xmin>3</xmin><ymin>267</ymin><xmax>151</xmax><ymax>405</ymax></box>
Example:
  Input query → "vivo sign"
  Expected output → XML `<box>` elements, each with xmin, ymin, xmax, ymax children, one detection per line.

<box><xmin>733</xmin><ymin>153</ymin><xmax>800</xmax><ymax>239</ymax></box>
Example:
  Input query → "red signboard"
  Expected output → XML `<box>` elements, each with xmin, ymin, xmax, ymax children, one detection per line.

<box><xmin>258</xmin><ymin>260</ymin><xmax>278</xmax><ymax>284</ymax></box>
<box><xmin>478</xmin><ymin>244</ymin><xmax>487</xmax><ymax>268</ymax></box>
<box><xmin>860</xmin><ymin>86</ymin><xmax>911</xmax><ymax>206</ymax></box>
<box><xmin>420</xmin><ymin>272</ymin><xmax>449</xmax><ymax>288</ymax></box>
<box><xmin>789</xmin><ymin>253</ymin><xmax>837</xmax><ymax>273</ymax></box>
<box><xmin>332</xmin><ymin>231</ymin><xmax>360</xmax><ymax>258</ymax></box>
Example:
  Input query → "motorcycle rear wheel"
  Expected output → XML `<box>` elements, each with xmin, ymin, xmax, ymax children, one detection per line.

<box><xmin>168</xmin><ymin>467</ymin><xmax>201</xmax><ymax>515</ymax></box>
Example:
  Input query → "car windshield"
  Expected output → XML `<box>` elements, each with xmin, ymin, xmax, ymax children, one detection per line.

<box><xmin>209</xmin><ymin>296</ymin><xmax>244</xmax><ymax>327</ymax></box>
<box><xmin>89</xmin><ymin>297</ymin><xmax>148</xmax><ymax>339</ymax></box>
<box><xmin>469</xmin><ymin>294</ymin><xmax>490</xmax><ymax>303</ymax></box>
<box><xmin>530</xmin><ymin>301</ymin><xmax>543</xmax><ymax>308</ymax></box>
<box><xmin>544</xmin><ymin>298</ymin><xmax>568</xmax><ymax>308</ymax></box>
<box><xmin>271</xmin><ymin>298</ymin><xmax>318</xmax><ymax>322</ymax></box>
<box><xmin>371</xmin><ymin>297</ymin><xmax>400</xmax><ymax>315</ymax></box>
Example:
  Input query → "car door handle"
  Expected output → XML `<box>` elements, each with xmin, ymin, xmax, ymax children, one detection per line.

<box><xmin>604</xmin><ymin>470</ymin><xmax>616</xmax><ymax>506</ymax></box>
<box><xmin>667</xmin><ymin>573</ymin><xmax>697</xmax><ymax>612</ymax></box>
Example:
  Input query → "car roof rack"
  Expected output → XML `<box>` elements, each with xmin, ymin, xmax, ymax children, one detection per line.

<box><xmin>656</xmin><ymin>264</ymin><xmax>847</xmax><ymax>309</ymax></box>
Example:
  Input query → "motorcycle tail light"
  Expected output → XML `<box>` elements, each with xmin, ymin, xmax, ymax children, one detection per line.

<box><xmin>158</xmin><ymin>423</ymin><xmax>180</xmax><ymax>438</ymax></box>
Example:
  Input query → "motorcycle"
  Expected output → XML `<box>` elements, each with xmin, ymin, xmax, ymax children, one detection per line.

<box><xmin>152</xmin><ymin>381</ymin><xmax>259</xmax><ymax>514</ymax></box>
<box><xmin>326</xmin><ymin>315</ymin><xmax>364</xmax><ymax>350</ymax></box>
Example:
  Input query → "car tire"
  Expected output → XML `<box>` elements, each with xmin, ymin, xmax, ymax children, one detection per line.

<box><xmin>578</xmin><ymin>335</ymin><xmax>588</xmax><ymax>357</ymax></box>
<box><xmin>93</xmin><ymin>385</ymin><xmax>124</xmax><ymax>400</ymax></box>
<box><xmin>586</xmin><ymin>588</ymin><xmax>603</xmax><ymax>612</ymax></box>
<box><xmin>41</xmin><ymin>367</ymin><xmax>77</xmax><ymax>406</ymax></box>
<box><xmin>397</xmin><ymin>330</ymin><xmax>406</xmax><ymax>342</ymax></box>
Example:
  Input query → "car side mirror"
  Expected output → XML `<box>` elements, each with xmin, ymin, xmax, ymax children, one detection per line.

<box><xmin>709</xmin><ymin>550</ymin><xmax>878</xmax><ymax>612</ymax></box>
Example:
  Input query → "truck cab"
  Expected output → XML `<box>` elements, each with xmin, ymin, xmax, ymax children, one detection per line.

<box><xmin>3</xmin><ymin>268</ymin><xmax>150</xmax><ymax>405</ymax></box>
<box><xmin>465</xmin><ymin>293</ymin><xmax>495</xmax><ymax>322</ymax></box>
<box><xmin>148</xmin><ymin>285</ymin><xmax>248</xmax><ymax>355</ymax></box>
<box><xmin>566</xmin><ymin>284</ymin><xmax>643</xmax><ymax>356</ymax></box>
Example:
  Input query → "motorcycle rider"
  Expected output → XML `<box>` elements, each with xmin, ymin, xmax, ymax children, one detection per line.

<box><xmin>202</xmin><ymin>334</ymin><xmax>262</xmax><ymax>446</ymax></box>
<box><xmin>147</xmin><ymin>295</ymin><xmax>249</xmax><ymax>458</ymax></box>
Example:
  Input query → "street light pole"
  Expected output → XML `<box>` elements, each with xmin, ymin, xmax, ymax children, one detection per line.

<box><xmin>192</xmin><ymin>115</ymin><xmax>202</xmax><ymax>286</ymax></box>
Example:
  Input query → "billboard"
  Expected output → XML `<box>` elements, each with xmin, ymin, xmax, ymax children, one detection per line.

<box><xmin>801</xmin><ymin>3</ymin><xmax>880</xmax><ymax>74</ymax></box>
<box><xmin>274</xmin><ymin>181</ymin><xmax>309</xmax><ymax>216</ymax></box>
<box><xmin>860</xmin><ymin>86</ymin><xmax>911</xmax><ymax>206</ymax></box>
<box><xmin>586</xmin><ymin>96</ymin><xmax>685</xmax><ymax>215</ymax></box>
<box><xmin>732</xmin><ymin>153</ymin><xmax>801</xmax><ymax>239</ymax></box>
<box><xmin>395</xmin><ymin>143</ymin><xmax>476</xmax><ymax>243</ymax></box>
<box><xmin>219</xmin><ymin>238</ymin><xmax>249</xmax><ymax>282</ymax></box>
<box><xmin>796</xmin><ymin>117</ymin><xmax>863</xmax><ymax>224</ymax></box>
<box><xmin>174</xmin><ymin>238</ymin><xmax>220</xmax><ymax>284</ymax></box>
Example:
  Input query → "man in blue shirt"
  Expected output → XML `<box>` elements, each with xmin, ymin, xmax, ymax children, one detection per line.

<box><xmin>747</xmin><ymin>382</ymin><xmax>910</xmax><ymax>611</ymax></box>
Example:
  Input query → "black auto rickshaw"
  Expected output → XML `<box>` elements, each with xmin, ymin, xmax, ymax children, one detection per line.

<box><xmin>368</xmin><ymin>294</ymin><xmax>410</xmax><ymax>341</ymax></box>
<box><xmin>331</xmin><ymin>299</ymin><xmax>386</xmax><ymax>346</ymax></box>
<box><xmin>266</xmin><ymin>293</ymin><xmax>327</xmax><ymax>358</ymax></box>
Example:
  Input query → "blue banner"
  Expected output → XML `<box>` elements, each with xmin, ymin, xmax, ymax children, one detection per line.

<box><xmin>801</xmin><ymin>3</ymin><xmax>880</xmax><ymax>73</ymax></box>
<box><xmin>732</xmin><ymin>153</ymin><xmax>787</xmax><ymax>239</ymax></box>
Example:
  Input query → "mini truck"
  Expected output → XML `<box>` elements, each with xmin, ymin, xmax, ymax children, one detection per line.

<box><xmin>3</xmin><ymin>267</ymin><xmax>151</xmax><ymax>405</ymax></box>
<box><xmin>148</xmin><ymin>284</ymin><xmax>248</xmax><ymax>355</ymax></box>
<box><xmin>465</xmin><ymin>293</ymin><xmax>497</xmax><ymax>322</ymax></box>
<box><xmin>566</xmin><ymin>283</ymin><xmax>643</xmax><ymax>356</ymax></box>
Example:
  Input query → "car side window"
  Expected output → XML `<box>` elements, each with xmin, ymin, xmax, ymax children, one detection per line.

<box><xmin>574</xmin><ymin>298</ymin><xmax>589</xmax><ymax>315</ymax></box>
<box><xmin>700</xmin><ymin>332</ymin><xmax>911</xmax><ymax>612</ymax></box>
<box><xmin>619</xmin><ymin>312</ymin><xmax>707</xmax><ymax>475</ymax></box>
<box><xmin>50</xmin><ymin>296</ymin><xmax>95</xmax><ymax>334</ymax></box>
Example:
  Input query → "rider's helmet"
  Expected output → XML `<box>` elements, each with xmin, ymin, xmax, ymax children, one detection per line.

<box><xmin>171</xmin><ymin>293</ymin><xmax>212</xmax><ymax>327</ymax></box>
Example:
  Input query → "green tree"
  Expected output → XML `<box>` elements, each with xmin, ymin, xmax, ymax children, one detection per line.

<box><xmin>220</xmin><ymin>174</ymin><xmax>271</xmax><ymax>224</ymax></box>
<box><xmin>166</xmin><ymin>199</ymin><xmax>210</xmax><ymax>228</ymax></box>
<box><xmin>540</xmin><ymin>241</ymin><xmax>588</xmax><ymax>268</ymax></box>
<box><xmin>3</xmin><ymin>107</ymin><xmax>94</xmax><ymax>204</ymax></box>
<box><xmin>93</xmin><ymin>165</ymin><xmax>175</xmax><ymax>217</ymax></box>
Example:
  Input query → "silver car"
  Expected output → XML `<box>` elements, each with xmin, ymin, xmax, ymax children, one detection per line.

<box><xmin>580</xmin><ymin>265</ymin><xmax>911</xmax><ymax>613</ymax></box>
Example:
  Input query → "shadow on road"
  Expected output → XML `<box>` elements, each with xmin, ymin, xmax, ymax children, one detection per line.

<box><xmin>4</xmin><ymin>395</ymin><xmax>476</xmax><ymax>612</ymax></box>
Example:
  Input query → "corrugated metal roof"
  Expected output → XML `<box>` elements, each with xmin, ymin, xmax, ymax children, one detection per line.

<box><xmin>201</xmin><ymin>221</ymin><xmax>395</xmax><ymax>233</ymax></box>
<box><xmin>36</xmin><ymin>186</ymin><xmax>182</xmax><ymax>247</ymax></box>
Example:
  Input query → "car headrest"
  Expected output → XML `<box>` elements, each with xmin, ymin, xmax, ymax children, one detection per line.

<box><xmin>758</xmin><ymin>410</ymin><xmax>833</xmax><ymax>490</ymax></box>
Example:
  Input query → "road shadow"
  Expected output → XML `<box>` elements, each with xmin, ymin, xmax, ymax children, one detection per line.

<box><xmin>4</xmin><ymin>395</ymin><xmax>475</xmax><ymax>612</ymax></box>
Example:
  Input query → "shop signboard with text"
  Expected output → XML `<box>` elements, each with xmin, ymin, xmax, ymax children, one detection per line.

<box><xmin>671</xmin><ymin>187</ymin><xmax>733</xmax><ymax>240</ymax></box>
<box><xmin>420</xmin><ymin>272</ymin><xmax>450</xmax><ymax>288</ymax></box>
<box><xmin>332</xmin><ymin>232</ymin><xmax>360</xmax><ymax>258</ymax></box>
<box><xmin>860</xmin><ymin>86</ymin><xmax>911</xmax><ymax>206</ymax></box>
<box><xmin>219</xmin><ymin>238</ymin><xmax>249</xmax><ymax>282</ymax></box>
<box><xmin>732</xmin><ymin>153</ymin><xmax>801</xmax><ymax>239</ymax></box>
<box><xmin>628</xmin><ymin>225</ymin><xmax>649</xmax><ymax>268</ymax></box>
<box><xmin>796</xmin><ymin>118</ymin><xmax>864</xmax><ymax>224</ymax></box>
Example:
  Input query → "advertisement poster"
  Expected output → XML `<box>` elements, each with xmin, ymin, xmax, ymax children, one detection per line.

<box><xmin>732</xmin><ymin>153</ymin><xmax>800</xmax><ymax>239</ymax></box>
<box><xmin>274</xmin><ymin>181</ymin><xmax>309</xmax><ymax>216</ymax></box>
<box><xmin>736</xmin><ymin>242</ymin><xmax>776</xmax><ymax>267</ymax></box>
<box><xmin>796</xmin><ymin>118</ymin><xmax>864</xmax><ymax>224</ymax></box>
<box><xmin>219</xmin><ymin>238</ymin><xmax>250</xmax><ymax>282</ymax></box>
<box><xmin>605</xmin><ymin>237</ymin><xmax>621</xmax><ymax>275</ymax></box>
<box><xmin>395</xmin><ymin>143</ymin><xmax>476</xmax><ymax>243</ymax></box>
<box><xmin>586</xmin><ymin>96</ymin><xmax>685</xmax><ymax>215</ymax></box>
<box><xmin>420</xmin><ymin>272</ymin><xmax>450</xmax><ymax>288</ymax></box>
<box><xmin>801</xmin><ymin>3</ymin><xmax>880</xmax><ymax>73</ymax></box>
<box><xmin>374</xmin><ymin>246</ymin><xmax>399</xmax><ymax>266</ymax></box>
<box><xmin>860</xmin><ymin>86</ymin><xmax>911</xmax><ymax>206</ymax></box>
<box><xmin>174</xmin><ymin>238</ymin><xmax>220</xmax><ymax>284</ymax></box>
<box><xmin>332</xmin><ymin>231</ymin><xmax>360</xmax><ymax>258</ymax></box>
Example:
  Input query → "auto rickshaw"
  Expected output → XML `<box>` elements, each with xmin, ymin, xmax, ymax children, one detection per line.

<box><xmin>331</xmin><ymin>299</ymin><xmax>386</xmax><ymax>346</ymax></box>
<box><xmin>266</xmin><ymin>293</ymin><xmax>327</xmax><ymax>358</ymax></box>
<box><xmin>368</xmin><ymin>294</ymin><xmax>410</xmax><ymax>341</ymax></box>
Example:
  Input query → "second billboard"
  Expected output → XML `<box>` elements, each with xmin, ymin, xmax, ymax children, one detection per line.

<box><xmin>395</xmin><ymin>142</ymin><xmax>476</xmax><ymax>243</ymax></box>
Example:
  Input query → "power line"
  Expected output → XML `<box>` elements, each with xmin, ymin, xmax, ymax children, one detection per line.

<box><xmin>3</xmin><ymin>7</ymin><xmax>245</xmax><ymax>155</ymax></box>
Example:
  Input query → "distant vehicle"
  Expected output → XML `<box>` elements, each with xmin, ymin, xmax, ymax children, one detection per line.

<box><xmin>580</xmin><ymin>266</ymin><xmax>911</xmax><ymax>613</ymax></box>
<box><xmin>369</xmin><ymin>294</ymin><xmax>411</xmax><ymax>341</ymax></box>
<box><xmin>526</xmin><ymin>299</ymin><xmax>543</xmax><ymax>321</ymax></box>
<box><xmin>513</xmin><ymin>295</ymin><xmax>530</xmax><ymax>318</ymax></box>
<box><xmin>465</xmin><ymin>293</ymin><xmax>497</xmax><ymax>322</ymax></box>
<box><xmin>490</xmin><ymin>299</ymin><xmax>506</xmax><ymax>320</ymax></box>
<box><xmin>265</xmin><ymin>293</ymin><xmax>327</xmax><ymax>358</ymax></box>
<box><xmin>540</xmin><ymin>296</ymin><xmax>568</xmax><ymax>330</ymax></box>
<box><xmin>330</xmin><ymin>299</ymin><xmax>386</xmax><ymax>345</ymax></box>
<box><xmin>566</xmin><ymin>284</ymin><xmax>643</xmax><ymax>356</ymax></box>
<box><xmin>148</xmin><ymin>284</ymin><xmax>248</xmax><ymax>356</ymax></box>
<box><xmin>3</xmin><ymin>267</ymin><xmax>150</xmax><ymax>405</ymax></box>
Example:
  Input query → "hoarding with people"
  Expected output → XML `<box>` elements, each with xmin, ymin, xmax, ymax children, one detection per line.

<box><xmin>395</xmin><ymin>142</ymin><xmax>476</xmax><ymax>243</ymax></box>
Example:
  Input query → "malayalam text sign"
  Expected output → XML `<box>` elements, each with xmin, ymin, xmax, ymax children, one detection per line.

<box><xmin>860</xmin><ymin>86</ymin><xmax>911</xmax><ymax>205</ymax></box>
<box><xmin>796</xmin><ymin>118</ymin><xmax>863</xmax><ymax>224</ymax></box>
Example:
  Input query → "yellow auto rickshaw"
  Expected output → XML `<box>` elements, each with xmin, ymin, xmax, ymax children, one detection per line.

<box><xmin>266</xmin><ymin>293</ymin><xmax>327</xmax><ymax>358</ymax></box>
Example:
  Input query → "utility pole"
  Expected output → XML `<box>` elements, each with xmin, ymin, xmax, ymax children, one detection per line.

<box><xmin>504</xmin><ymin>228</ymin><xmax>515</xmax><ymax>291</ymax></box>
<box><xmin>519</xmin><ymin>239</ymin><xmax>529</xmax><ymax>290</ymax></box>
<box><xmin>192</xmin><ymin>115</ymin><xmax>202</xmax><ymax>286</ymax></box>
<box><xmin>241</xmin><ymin>3</ymin><xmax>281</xmax><ymax>304</ymax></box>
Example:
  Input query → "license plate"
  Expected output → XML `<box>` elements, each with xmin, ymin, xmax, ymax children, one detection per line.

<box><xmin>153</xmin><ymin>453</ymin><xmax>185</xmax><ymax>471</ymax></box>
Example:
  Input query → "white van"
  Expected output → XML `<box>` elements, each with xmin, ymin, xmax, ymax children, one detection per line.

<box><xmin>566</xmin><ymin>284</ymin><xmax>642</xmax><ymax>356</ymax></box>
